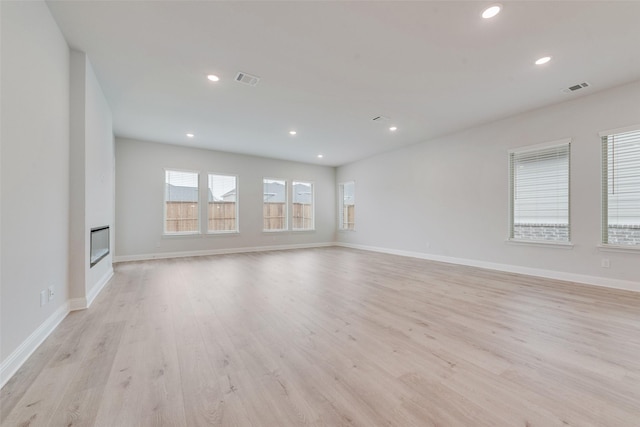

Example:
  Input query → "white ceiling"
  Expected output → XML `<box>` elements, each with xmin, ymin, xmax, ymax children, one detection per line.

<box><xmin>47</xmin><ymin>1</ymin><xmax>640</xmax><ymax>167</ymax></box>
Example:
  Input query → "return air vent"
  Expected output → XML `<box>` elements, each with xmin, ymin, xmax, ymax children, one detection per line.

<box><xmin>235</xmin><ymin>72</ymin><xmax>260</xmax><ymax>87</ymax></box>
<box><xmin>562</xmin><ymin>82</ymin><xmax>590</xmax><ymax>94</ymax></box>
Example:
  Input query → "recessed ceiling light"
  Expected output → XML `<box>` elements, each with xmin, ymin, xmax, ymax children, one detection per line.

<box><xmin>186</xmin><ymin>133</ymin><xmax>194</xmax><ymax>138</ymax></box>
<box><xmin>482</xmin><ymin>4</ymin><xmax>502</xmax><ymax>19</ymax></box>
<box><xmin>535</xmin><ymin>56</ymin><xmax>552</xmax><ymax>65</ymax></box>
<box><xmin>289</xmin><ymin>130</ymin><xmax>297</xmax><ymax>135</ymax></box>
<box><xmin>389</xmin><ymin>126</ymin><xmax>398</xmax><ymax>131</ymax></box>
<box><xmin>317</xmin><ymin>154</ymin><xmax>323</xmax><ymax>159</ymax></box>
<box><xmin>207</xmin><ymin>74</ymin><xmax>220</xmax><ymax>82</ymax></box>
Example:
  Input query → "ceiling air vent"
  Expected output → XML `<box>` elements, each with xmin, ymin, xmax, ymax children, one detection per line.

<box><xmin>563</xmin><ymin>82</ymin><xmax>590</xmax><ymax>94</ymax></box>
<box><xmin>235</xmin><ymin>72</ymin><xmax>260</xmax><ymax>87</ymax></box>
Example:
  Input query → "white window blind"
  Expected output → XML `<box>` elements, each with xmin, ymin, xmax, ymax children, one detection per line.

<box><xmin>509</xmin><ymin>142</ymin><xmax>570</xmax><ymax>242</ymax></box>
<box><xmin>292</xmin><ymin>181</ymin><xmax>314</xmax><ymax>231</ymax></box>
<box><xmin>165</xmin><ymin>170</ymin><xmax>199</xmax><ymax>234</ymax></box>
<box><xmin>263</xmin><ymin>178</ymin><xmax>287</xmax><ymax>231</ymax></box>
<box><xmin>602</xmin><ymin>128</ymin><xmax>640</xmax><ymax>246</ymax></box>
<box><xmin>339</xmin><ymin>181</ymin><xmax>355</xmax><ymax>231</ymax></box>
<box><xmin>208</xmin><ymin>174</ymin><xmax>238</xmax><ymax>233</ymax></box>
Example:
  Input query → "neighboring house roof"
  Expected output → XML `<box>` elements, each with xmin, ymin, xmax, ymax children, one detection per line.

<box><xmin>167</xmin><ymin>182</ymin><xmax>313</xmax><ymax>203</ymax></box>
<box><xmin>221</xmin><ymin>188</ymin><xmax>236</xmax><ymax>202</ymax></box>
<box><xmin>263</xmin><ymin>182</ymin><xmax>313</xmax><ymax>204</ymax></box>
<box><xmin>166</xmin><ymin>184</ymin><xmax>214</xmax><ymax>202</ymax></box>
<box><xmin>263</xmin><ymin>181</ymin><xmax>286</xmax><ymax>203</ymax></box>
<box><xmin>292</xmin><ymin>183</ymin><xmax>312</xmax><ymax>204</ymax></box>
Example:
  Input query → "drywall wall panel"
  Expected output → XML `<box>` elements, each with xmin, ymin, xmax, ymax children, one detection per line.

<box><xmin>337</xmin><ymin>80</ymin><xmax>640</xmax><ymax>285</ymax></box>
<box><xmin>1</xmin><ymin>1</ymin><xmax>70</xmax><ymax>360</ymax></box>
<box><xmin>115</xmin><ymin>138</ymin><xmax>335</xmax><ymax>258</ymax></box>
<box><xmin>84</xmin><ymin>58</ymin><xmax>114</xmax><ymax>296</ymax></box>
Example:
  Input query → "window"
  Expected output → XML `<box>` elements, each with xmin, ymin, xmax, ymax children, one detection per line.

<box><xmin>292</xmin><ymin>181</ymin><xmax>314</xmax><ymax>230</ymax></box>
<box><xmin>263</xmin><ymin>178</ymin><xmax>287</xmax><ymax>231</ymax></box>
<box><xmin>601</xmin><ymin>127</ymin><xmax>640</xmax><ymax>246</ymax></box>
<box><xmin>339</xmin><ymin>181</ymin><xmax>355</xmax><ymax>230</ymax></box>
<box><xmin>208</xmin><ymin>174</ymin><xmax>238</xmax><ymax>233</ymax></box>
<box><xmin>509</xmin><ymin>141</ymin><xmax>570</xmax><ymax>243</ymax></box>
<box><xmin>165</xmin><ymin>170</ymin><xmax>199</xmax><ymax>234</ymax></box>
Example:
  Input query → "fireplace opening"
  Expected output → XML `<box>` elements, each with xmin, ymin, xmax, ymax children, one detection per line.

<box><xmin>90</xmin><ymin>226</ymin><xmax>110</xmax><ymax>267</ymax></box>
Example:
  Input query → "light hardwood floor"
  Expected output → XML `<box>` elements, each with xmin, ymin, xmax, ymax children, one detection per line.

<box><xmin>1</xmin><ymin>247</ymin><xmax>639</xmax><ymax>426</ymax></box>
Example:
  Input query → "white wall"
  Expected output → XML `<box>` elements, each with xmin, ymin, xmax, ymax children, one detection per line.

<box><xmin>115</xmin><ymin>138</ymin><xmax>336</xmax><ymax>260</ymax></box>
<box><xmin>337</xmin><ymin>80</ymin><xmax>640</xmax><ymax>289</ymax></box>
<box><xmin>1</xmin><ymin>1</ymin><xmax>70</xmax><ymax>361</ymax></box>
<box><xmin>68</xmin><ymin>51</ymin><xmax>86</xmax><ymax>303</ymax></box>
<box><xmin>68</xmin><ymin>51</ymin><xmax>114</xmax><ymax>305</ymax></box>
<box><xmin>84</xmin><ymin>57</ymin><xmax>114</xmax><ymax>300</ymax></box>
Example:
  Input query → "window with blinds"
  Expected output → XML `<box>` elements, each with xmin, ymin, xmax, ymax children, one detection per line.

<box><xmin>165</xmin><ymin>170</ymin><xmax>199</xmax><ymax>234</ymax></box>
<box><xmin>339</xmin><ymin>181</ymin><xmax>355</xmax><ymax>231</ymax></box>
<box><xmin>208</xmin><ymin>174</ymin><xmax>238</xmax><ymax>233</ymax></box>
<box><xmin>601</xmin><ymin>128</ymin><xmax>640</xmax><ymax>246</ymax></box>
<box><xmin>509</xmin><ymin>141</ymin><xmax>570</xmax><ymax>242</ymax></box>
<box><xmin>292</xmin><ymin>181</ymin><xmax>314</xmax><ymax>231</ymax></box>
<box><xmin>263</xmin><ymin>178</ymin><xmax>287</xmax><ymax>231</ymax></box>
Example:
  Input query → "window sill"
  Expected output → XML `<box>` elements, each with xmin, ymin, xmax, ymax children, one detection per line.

<box><xmin>338</xmin><ymin>229</ymin><xmax>356</xmax><ymax>232</ymax></box>
<box><xmin>206</xmin><ymin>231</ymin><xmax>239</xmax><ymax>236</ymax></box>
<box><xmin>505</xmin><ymin>239</ymin><xmax>573</xmax><ymax>249</ymax></box>
<box><xmin>292</xmin><ymin>229</ymin><xmax>315</xmax><ymax>233</ymax></box>
<box><xmin>263</xmin><ymin>230</ymin><xmax>289</xmax><ymax>233</ymax></box>
<box><xmin>597</xmin><ymin>244</ymin><xmax>640</xmax><ymax>254</ymax></box>
<box><xmin>162</xmin><ymin>232</ymin><xmax>201</xmax><ymax>239</ymax></box>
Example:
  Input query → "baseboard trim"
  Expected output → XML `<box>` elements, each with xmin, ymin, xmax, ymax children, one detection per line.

<box><xmin>336</xmin><ymin>242</ymin><xmax>640</xmax><ymax>293</ymax></box>
<box><xmin>86</xmin><ymin>268</ymin><xmax>114</xmax><ymax>308</ymax></box>
<box><xmin>113</xmin><ymin>242</ymin><xmax>335</xmax><ymax>263</ymax></box>
<box><xmin>0</xmin><ymin>303</ymin><xmax>70</xmax><ymax>389</ymax></box>
<box><xmin>68</xmin><ymin>268</ymin><xmax>114</xmax><ymax>311</ymax></box>
<box><xmin>1</xmin><ymin>269</ymin><xmax>115</xmax><ymax>388</ymax></box>
<box><xmin>68</xmin><ymin>297</ymin><xmax>87</xmax><ymax>311</ymax></box>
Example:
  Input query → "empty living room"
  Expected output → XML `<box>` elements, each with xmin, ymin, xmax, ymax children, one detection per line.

<box><xmin>2</xmin><ymin>1</ymin><xmax>640</xmax><ymax>426</ymax></box>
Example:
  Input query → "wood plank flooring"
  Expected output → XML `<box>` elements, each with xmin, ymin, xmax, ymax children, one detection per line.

<box><xmin>1</xmin><ymin>247</ymin><xmax>639</xmax><ymax>426</ymax></box>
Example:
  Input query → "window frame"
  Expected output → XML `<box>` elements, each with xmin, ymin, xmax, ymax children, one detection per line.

<box><xmin>206</xmin><ymin>172</ymin><xmax>239</xmax><ymax>235</ymax></box>
<box><xmin>507</xmin><ymin>139</ymin><xmax>572</xmax><ymax>246</ymax></box>
<box><xmin>599</xmin><ymin>124</ymin><xmax>640</xmax><ymax>250</ymax></box>
<box><xmin>263</xmin><ymin>177</ymin><xmax>288</xmax><ymax>232</ymax></box>
<box><xmin>163</xmin><ymin>168</ymin><xmax>201</xmax><ymax>236</ymax></box>
<box><xmin>338</xmin><ymin>181</ymin><xmax>355</xmax><ymax>231</ymax></box>
<box><xmin>291</xmin><ymin>180</ymin><xmax>315</xmax><ymax>231</ymax></box>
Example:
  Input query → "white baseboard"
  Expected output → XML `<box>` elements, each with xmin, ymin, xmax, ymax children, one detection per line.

<box><xmin>1</xmin><ymin>269</ymin><xmax>114</xmax><ymax>388</ymax></box>
<box><xmin>0</xmin><ymin>303</ymin><xmax>70</xmax><ymax>389</ymax></box>
<box><xmin>68</xmin><ymin>268</ymin><xmax>114</xmax><ymax>311</ymax></box>
<box><xmin>68</xmin><ymin>297</ymin><xmax>87</xmax><ymax>311</ymax></box>
<box><xmin>113</xmin><ymin>242</ymin><xmax>335</xmax><ymax>263</ymax></box>
<box><xmin>3</xmin><ymin>243</ymin><xmax>634</xmax><ymax>390</ymax></box>
<box><xmin>86</xmin><ymin>268</ymin><xmax>113</xmax><ymax>308</ymax></box>
<box><xmin>336</xmin><ymin>242</ymin><xmax>640</xmax><ymax>293</ymax></box>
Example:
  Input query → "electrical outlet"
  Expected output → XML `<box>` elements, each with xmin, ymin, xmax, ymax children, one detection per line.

<box><xmin>48</xmin><ymin>286</ymin><xmax>55</xmax><ymax>301</ymax></box>
<box><xmin>601</xmin><ymin>258</ymin><xmax>610</xmax><ymax>268</ymax></box>
<box><xmin>40</xmin><ymin>290</ymin><xmax>47</xmax><ymax>306</ymax></box>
